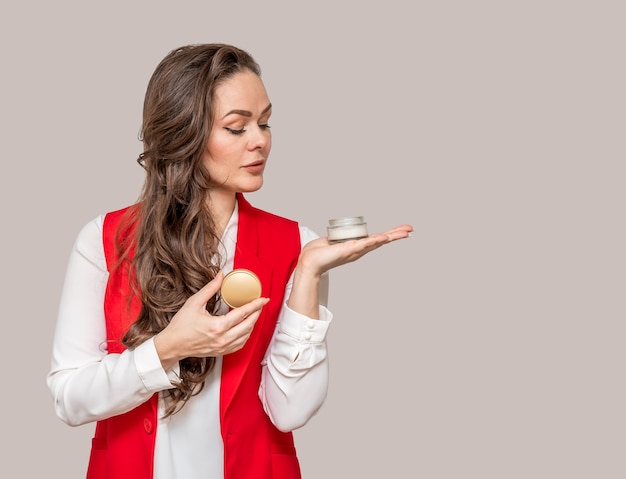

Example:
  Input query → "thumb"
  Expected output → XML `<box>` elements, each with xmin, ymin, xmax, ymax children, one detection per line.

<box><xmin>188</xmin><ymin>271</ymin><xmax>224</xmax><ymax>308</ymax></box>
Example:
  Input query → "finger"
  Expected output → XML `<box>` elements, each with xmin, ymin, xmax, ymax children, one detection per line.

<box><xmin>227</xmin><ymin>306</ymin><xmax>265</xmax><ymax>342</ymax></box>
<box><xmin>225</xmin><ymin>297</ymin><xmax>270</xmax><ymax>324</ymax></box>
<box><xmin>385</xmin><ymin>226</ymin><xmax>413</xmax><ymax>241</ymax></box>
<box><xmin>385</xmin><ymin>224</ymin><xmax>414</xmax><ymax>235</ymax></box>
<box><xmin>331</xmin><ymin>237</ymin><xmax>387</xmax><ymax>264</ymax></box>
<box><xmin>345</xmin><ymin>228</ymin><xmax>411</xmax><ymax>257</ymax></box>
<box><xmin>368</xmin><ymin>224</ymin><xmax>414</xmax><ymax>242</ymax></box>
<box><xmin>187</xmin><ymin>271</ymin><xmax>224</xmax><ymax>308</ymax></box>
<box><xmin>239</xmin><ymin>297</ymin><xmax>270</xmax><ymax>317</ymax></box>
<box><xmin>354</xmin><ymin>233</ymin><xmax>394</xmax><ymax>248</ymax></box>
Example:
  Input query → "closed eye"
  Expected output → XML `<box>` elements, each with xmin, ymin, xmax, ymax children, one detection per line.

<box><xmin>224</xmin><ymin>127</ymin><xmax>246</xmax><ymax>135</ymax></box>
<box><xmin>224</xmin><ymin>124</ymin><xmax>271</xmax><ymax>135</ymax></box>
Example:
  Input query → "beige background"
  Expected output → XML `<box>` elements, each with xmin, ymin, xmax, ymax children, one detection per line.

<box><xmin>1</xmin><ymin>1</ymin><xmax>624</xmax><ymax>477</ymax></box>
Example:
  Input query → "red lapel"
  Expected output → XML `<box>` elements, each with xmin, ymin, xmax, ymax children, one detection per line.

<box><xmin>220</xmin><ymin>194</ymin><xmax>277</xmax><ymax>416</ymax></box>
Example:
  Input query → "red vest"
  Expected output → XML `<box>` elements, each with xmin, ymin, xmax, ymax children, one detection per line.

<box><xmin>87</xmin><ymin>194</ymin><xmax>302</xmax><ymax>479</ymax></box>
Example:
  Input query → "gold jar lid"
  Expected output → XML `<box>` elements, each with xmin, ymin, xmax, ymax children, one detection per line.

<box><xmin>220</xmin><ymin>269</ymin><xmax>262</xmax><ymax>308</ymax></box>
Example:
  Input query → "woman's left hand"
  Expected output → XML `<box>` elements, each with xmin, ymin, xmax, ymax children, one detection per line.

<box><xmin>297</xmin><ymin>223</ymin><xmax>414</xmax><ymax>278</ymax></box>
<box><xmin>286</xmin><ymin>223</ymin><xmax>413</xmax><ymax>319</ymax></box>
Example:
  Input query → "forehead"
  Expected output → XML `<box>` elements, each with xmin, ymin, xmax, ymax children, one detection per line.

<box><xmin>213</xmin><ymin>70</ymin><xmax>270</xmax><ymax>113</ymax></box>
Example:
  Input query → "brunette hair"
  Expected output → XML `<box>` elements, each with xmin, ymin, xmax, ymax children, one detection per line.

<box><xmin>120</xmin><ymin>44</ymin><xmax>261</xmax><ymax>416</ymax></box>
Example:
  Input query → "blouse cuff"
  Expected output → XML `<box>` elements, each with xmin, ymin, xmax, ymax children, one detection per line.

<box><xmin>277</xmin><ymin>303</ymin><xmax>333</xmax><ymax>342</ymax></box>
<box><xmin>133</xmin><ymin>337</ymin><xmax>180</xmax><ymax>390</ymax></box>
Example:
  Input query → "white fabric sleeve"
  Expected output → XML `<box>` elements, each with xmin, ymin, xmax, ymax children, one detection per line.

<box><xmin>46</xmin><ymin>216</ymin><xmax>178</xmax><ymax>427</ymax></box>
<box><xmin>259</xmin><ymin>225</ymin><xmax>333</xmax><ymax>432</ymax></box>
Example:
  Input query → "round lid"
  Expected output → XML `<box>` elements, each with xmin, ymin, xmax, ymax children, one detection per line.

<box><xmin>220</xmin><ymin>269</ymin><xmax>262</xmax><ymax>308</ymax></box>
<box><xmin>328</xmin><ymin>216</ymin><xmax>365</xmax><ymax>227</ymax></box>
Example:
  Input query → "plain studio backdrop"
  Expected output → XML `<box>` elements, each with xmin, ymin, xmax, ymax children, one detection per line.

<box><xmin>1</xmin><ymin>1</ymin><xmax>624</xmax><ymax>477</ymax></box>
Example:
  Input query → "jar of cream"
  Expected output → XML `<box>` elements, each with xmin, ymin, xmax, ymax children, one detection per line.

<box><xmin>327</xmin><ymin>216</ymin><xmax>368</xmax><ymax>243</ymax></box>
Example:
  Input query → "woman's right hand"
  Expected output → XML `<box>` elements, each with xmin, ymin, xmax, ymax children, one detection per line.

<box><xmin>153</xmin><ymin>272</ymin><xmax>269</xmax><ymax>371</ymax></box>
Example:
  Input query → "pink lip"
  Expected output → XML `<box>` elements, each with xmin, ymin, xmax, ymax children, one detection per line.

<box><xmin>243</xmin><ymin>160</ymin><xmax>265</xmax><ymax>173</ymax></box>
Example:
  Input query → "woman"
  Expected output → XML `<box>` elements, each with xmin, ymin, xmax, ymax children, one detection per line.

<box><xmin>47</xmin><ymin>43</ymin><xmax>413</xmax><ymax>479</ymax></box>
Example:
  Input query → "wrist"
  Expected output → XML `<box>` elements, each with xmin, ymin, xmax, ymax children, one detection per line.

<box><xmin>154</xmin><ymin>331</ymin><xmax>181</xmax><ymax>371</ymax></box>
<box><xmin>294</xmin><ymin>254</ymin><xmax>324</xmax><ymax>281</ymax></box>
<box><xmin>287</xmin><ymin>265</ymin><xmax>321</xmax><ymax>319</ymax></box>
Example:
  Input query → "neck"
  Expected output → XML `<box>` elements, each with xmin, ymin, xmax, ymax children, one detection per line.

<box><xmin>207</xmin><ymin>191</ymin><xmax>237</xmax><ymax>237</ymax></box>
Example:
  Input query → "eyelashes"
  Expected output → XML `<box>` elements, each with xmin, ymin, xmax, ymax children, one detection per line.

<box><xmin>224</xmin><ymin>127</ymin><xmax>246</xmax><ymax>135</ymax></box>
<box><xmin>224</xmin><ymin>124</ymin><xmax>271</xmax><ymax>135</ymax></box>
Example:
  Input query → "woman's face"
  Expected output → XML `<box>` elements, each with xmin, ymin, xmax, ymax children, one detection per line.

<box><xmin>203</xmin><ymin>69</ymin><xmax>272</xmax><ymax>195</ymax></box>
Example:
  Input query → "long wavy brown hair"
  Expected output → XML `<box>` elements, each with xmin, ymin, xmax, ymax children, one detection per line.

<box><xmin>118</xmin><ymin>44</ymin><xmax>261</xmax><ymax>416</ymax></box>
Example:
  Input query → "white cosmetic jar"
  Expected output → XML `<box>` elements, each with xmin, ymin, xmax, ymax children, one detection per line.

<box><xmin>327</xmin><ymin>216</ymin><xmax>368</xmax><ymax>243</ymax></box>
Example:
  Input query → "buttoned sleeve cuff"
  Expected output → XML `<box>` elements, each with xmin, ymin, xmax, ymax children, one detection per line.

<box><xmin>277</xmin><ymin>303</ymin><xmax>333</xmax><ymax>342</ymax></box>
<box><xmin>259</xmin><ymin>302</ymin><xmax>332</xmax><ymax>429</ymax></box>
<box><xmin>133</xmin><ymin>337</ymin><xmax>180</xmax><ymax>391</ymax></box>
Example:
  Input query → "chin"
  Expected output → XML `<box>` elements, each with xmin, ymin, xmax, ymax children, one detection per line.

<box><xmin>239</xmin><ymin>179</ymin><xmax>264</xmax><ymax>193</ymax></box>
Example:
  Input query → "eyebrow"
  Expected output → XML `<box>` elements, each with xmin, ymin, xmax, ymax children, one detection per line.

<box><xmin>221</xmin><ymin>103</ymin><xmax>272</xmax><ymax>119</ymax></box>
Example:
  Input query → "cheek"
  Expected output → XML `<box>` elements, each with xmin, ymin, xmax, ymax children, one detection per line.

<box><xmin>203</xmin><ymin>139</ymin><xmax>234</xmax><ymax>168</ymax></box>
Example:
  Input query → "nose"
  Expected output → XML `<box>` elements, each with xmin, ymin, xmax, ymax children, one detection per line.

<box><xmin>247</xmin><ymin>125</ymin><xmax>270</xmax><ymax>151</ymax></box>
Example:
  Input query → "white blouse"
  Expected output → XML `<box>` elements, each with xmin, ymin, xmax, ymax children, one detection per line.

<box><xmin>47</xmin><ymin>203</ymin><xmax>333</xmax><ymax>479</ymax></box>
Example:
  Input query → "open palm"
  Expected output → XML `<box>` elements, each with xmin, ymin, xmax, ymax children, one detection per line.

<box><xmin>298</xmin><ymin>224</ymin><xmax>414</xmax><ymax>276</ymax></box>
